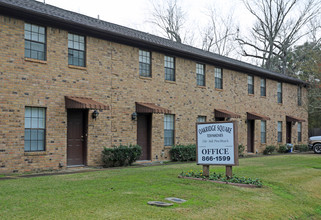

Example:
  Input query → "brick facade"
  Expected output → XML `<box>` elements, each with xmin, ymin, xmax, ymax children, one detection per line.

<box><xmin>0</xmin><ymin>7</ymin><xmax>308</xmax><ymax>173</ymax></box>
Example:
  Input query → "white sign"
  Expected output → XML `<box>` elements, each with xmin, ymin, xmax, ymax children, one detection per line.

<box><xmin>197</xmin><ymin>122</ymin><xmax>237</xmax><ymax>165</ymax></box>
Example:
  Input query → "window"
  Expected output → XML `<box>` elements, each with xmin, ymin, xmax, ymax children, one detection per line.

<box><xmin>277</xmin><ymin>82</ymin><xmax>282</xmax><ymax>103</ymax></box>
<box><xmin>298</xmin><ymin>86</ymin><xmax>302</xmax><ymax>106</ymax></box>
<box><xmin>197</xmin><ymin>116</ymin><xmax>206</xmax><ymax>122</ymax></box>
<box><xmin>68</xmin><ymin>33</ymin><xmax>86</xmax><ymax>67</ymax></box>
<box><xmin>164</xmin><ymin>114</ymin><xmax>175</xmax><ymax>146</ymax></box>
<box><xmin>196</xmin><ymin>63</ymin><xmax>205</xmax><ymax>86</ymax></box>
<box><xmin>139</xmin><ymin>50</ymin><xmax>151</xmax><ymax>77</ymax></box>
<box><xmin>215</xmin><ymin>68</ymin><xmax>223</xmax><ymax>89</ymax></box>
<box><xmin>260</xmin><ymin>78</ymin><xmax>266</xmax><ymax>96</ymax></box>
<box><xmin>261</xmin><ymin>120</ymin><xmax>266</xmax><ymax>143</ymax></box>
<box><xmin>248</xmin><ymin>75</ymin><xmax>254</xmax><ymax>94</ymax></box>
<box><xmin>24</xmin><ymin>107</ymin><xmax>46</xmax><ymax>152</ymax></box>
<box><xmin>298</xmin><ymin>122</ymin><xmax>302</xmax><ymax>142</ymax></box>
<box><xmin>164</xmin><ymin>56</ymin><xmax>175</xmax><ymax>81</ymax></box>
<box><xmin>24</xmin><ymin>23</ymin><xmax>46</xmax><ymax>60</ymax></box>
<box><xmin>277</xmin><ymin>121</ymin><xmax>282</xmax><ymax>143</ymax></box>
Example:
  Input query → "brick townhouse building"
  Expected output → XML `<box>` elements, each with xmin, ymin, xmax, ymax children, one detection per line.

<box><xmin>0</xmin><ymin>0</ymin><xmax>308</xmax><ymax>173</ymax></box>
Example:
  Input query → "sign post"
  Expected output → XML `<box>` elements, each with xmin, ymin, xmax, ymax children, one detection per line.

<box><xmin>196</xmin><ymin>121</ymin><xmax>238</xmax><ymax>178</ymax></box>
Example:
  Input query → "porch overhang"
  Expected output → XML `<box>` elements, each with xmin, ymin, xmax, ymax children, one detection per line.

<box><xmin>286</xmin><ymin>115</ymin><xmax>305</xmax><ymax>122</ymax></box>
<box><xmin>135</xmin><ymin>102</ymin><xmax>171</xmax><ymax>114</ymax></box>
<box><xmin>214</xmin><ymin>109</ymin><xmax>241</xmax><ymax>118</ymax></box>
<box><xmin>65</xmin><ymin>96</ymin><xmax>109</xmax><ymax>110</ymax></box>
<box><xmin>247</xmin><ymin>112</ymin><xmax>270</xmax><ymax>120</ymax></box>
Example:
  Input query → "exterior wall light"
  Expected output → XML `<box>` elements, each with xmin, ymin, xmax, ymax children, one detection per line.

<box><xmin>131</xmin><ymin>112</ymin><xmax>137</xmax><ymax>121</ymax></box>
<box><xmin>92</xmin><ymin>110</ymin><xmax>99</xmax><ymax>120</ymax></box>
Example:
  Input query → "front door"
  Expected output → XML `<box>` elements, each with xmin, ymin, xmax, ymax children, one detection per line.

<box><xmin>286</xmin><ymin>122</ymin><xmax>292</xmax><ymax>143</ymax></box>
<box><xmin>247</xmin><ymin>120</ymin><xmax>255</xmax><ymax>153</ymax></box>
<box><xmin>137</xmin><ymin>114</ymin><xmax>151</xmax><ymax>160</ymax></box>
<box><xmin>67</xmin><ymin>110</ymin><xmax>87</xmax><ymax>166</ymax></box>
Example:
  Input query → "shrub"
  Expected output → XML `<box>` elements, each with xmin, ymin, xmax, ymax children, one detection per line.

<box><xmin>277</xmin><ymin>145</ymin><xmax>288</xmax><ymax>153</ymax></box>
<box><xmin>263</xmin><ymin>145</ymin><xmax>276</xmax><ymax>155</ymax></box>
<box><xmin>102</xmin><ymin>144</ymin><xmax>142</xmax><ymax>167</ymax></box>
<box><xmin>238</xmin><ymin>144</ymin><xmax>246</xmax><ymax>157</ymax></box>
<box><xmin>294</xmin><ymin>144</ymin><xmax>309</xmax><ymax>152</ymax></box>
<box><xmin>169</xmin><ymin>144</ymin><xmax>196</xmax><ymax>161</ymax></box>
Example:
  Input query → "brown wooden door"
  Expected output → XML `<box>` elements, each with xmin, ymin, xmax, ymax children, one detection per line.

<box><xmin>137</xmin><ymin>114</ymin><xmax>151</xmax><ymax>160</ymax></box>
<box><xmin>67</xmin><ymin>110</ymin><xmax>87</xmax><ymax>166</ymax></box>
<box><xmin>247</xmin><ymin>120</ymin><xmax>255</xmax><ymax>153</ymax></box>
<box><xmin>286</xmin><ymin>122</ymin><xmax>292</xmax><ymax>143</ymax></box>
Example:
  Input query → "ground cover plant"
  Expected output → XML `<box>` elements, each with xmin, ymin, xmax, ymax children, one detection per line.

<box><xmin>179</xmin><ymin>170</ymin><xmax>263</xmax><ymax>187</ymax></box>
<box><xmin>1</xmin><ymin>154</ymin><xmax>321</xmax><ymax>219</ymax></box>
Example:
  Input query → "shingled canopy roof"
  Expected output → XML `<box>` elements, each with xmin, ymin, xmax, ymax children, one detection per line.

<box><xmin>136</xmin><ymin>102</ymin><xmax>171</xmax><ymax>114</ymax></box>
<box><xmin>0</xmin><ymin>0</ymin><xmax>308</xmax><ymax>86</ymax></box>
<box><xmin>247</xmin><ymin>112</ymin><xmax>271</xmax><ymax>121</ymax></box>
<box><xmin>286</xmin><ymin>115</ymin><xmax>305</xmax><ymax>122</ymax></box>
<box><xmin>214</xmin><ymin>109</ymin><xmax>241</xmax><ymax>119</ymax></box>
<box><xmin>65</xmin><ymin>96</ymin><xmax>109</xmax><ymax>110</ymax></box>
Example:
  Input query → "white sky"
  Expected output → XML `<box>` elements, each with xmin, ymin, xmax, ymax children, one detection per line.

<box><xmin>36</xmin><ymin>0</ymin><xmax>254</xmax><ymax>33</ymax></box>
<box><xmin>35</xmin><ymin>0</ymin><xmax>258</xmax><ymax>61</ymax></box>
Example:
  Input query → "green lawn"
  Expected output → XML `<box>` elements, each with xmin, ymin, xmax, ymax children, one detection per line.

<box><xmin>1</xmin><ymin>154</ymin><xmax>321</xmax><ymax>219</ymax></box>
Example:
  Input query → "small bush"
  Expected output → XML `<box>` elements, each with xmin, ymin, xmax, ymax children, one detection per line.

<box><xmin>170</xmin><ymin>144</ymin><xmax>196</xmax><ymax>161</ymax></box>
<box><xmin>263</xmin><ymin>145</ymin><xmax>276</xmax><ymax>155</ymax></box>
<box><xmin>102</xmin><ymin>144</ymin><xmax>142</xmax><ymax>167</ymax></box>
<box><xmin>294</xmin><ymin>144</ymin><xmax>309</xmax><ymax>152</ymax></box>
<box><xmin>277</xmin><ymin>145</ymin><xmax>289</xmax><ymax>153</ymax></box>
<box><xmin>238</xmin><ymin>144</ymin><xmax>245</xmax><ymax>157</ymax></box>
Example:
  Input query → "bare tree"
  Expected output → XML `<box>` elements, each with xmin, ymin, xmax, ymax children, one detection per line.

<box><xmin>237</xmin><ymin>0</ymin><xmax>321</xmax><ymax>74</ymax></box>
<box><xmin>148</xmin><ymin>0</ymin><xmax>186</xmax><ymax>43</ymax></box>
<box><xmin>307</xmin><ymin>17</ymin><xmax>321</xmax><ymax>44</ymax></box>
<box><xmin>201</xmin><ymin>6</ymin><xmax>238</xmax><ymax>56</ymax></box>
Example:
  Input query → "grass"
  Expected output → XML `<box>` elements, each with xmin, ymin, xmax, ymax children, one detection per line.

<box><xmin>1</xmin><ymin>154</ymin><xmax>321</xmax><ymax>219</ymax></box>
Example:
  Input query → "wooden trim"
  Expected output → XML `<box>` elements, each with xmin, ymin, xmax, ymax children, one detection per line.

<box><xmin>24</xmin><ymin>58</ymin><xmax>47</xmax><ymax>64</ymax></box>
<box><xmin>68</xmin><ymin>65</ymin><xmax>87</xmax><ymax>70</ymax></box>
<box><xmin>165</xmin><ymin>80</ymin><xmax>176</xmax><ymax>84</ymax></box>
<box><xmin>139</xmin><ymin>76</ymin><xmax>152</xmax><ymax>80</ymax></box>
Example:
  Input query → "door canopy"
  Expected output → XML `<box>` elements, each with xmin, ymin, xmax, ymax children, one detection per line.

<box><xmin>135</xmin><ymin>102</ymin><xmax>171</xmax><ymax>114</ymax></box>
<box><xmin>65</xmin><ymin>96</ymin><xmax>109</xmax><ymax>110</ymax></box>
<box><xmin>247</xmin><ymin>112</ymin><xmax>270</xmax><ymax>120</ymax></box>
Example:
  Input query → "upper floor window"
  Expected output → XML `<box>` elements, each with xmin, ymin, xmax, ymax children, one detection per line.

<box><xmin>197</xmin><ymin>116</ymin><xmax>207</xmax><ymax>122</ymax></box>
<box><xmin>164</xmin><ymin>56</ymin><xmax>175</xmax><ymax>81</ymax></box>
<box><xmin>215</xmin><ymin>68</ymin><xmax>223</xmax><ymax>89</ymax></box>
<box><xmin>277</xmin><ymin>82</ymin><xmax>282</xmax><ymax>103</ymax></box>
<box><xmin>248</xmin><ymin>75</ymin><xmax>254</xmax><ymax>94</ymax></box>
<box><xmin>260</xmin><ymin>78</ymin><xmax>266</xmax><ymax>96</ymax></box>
<box><xmin>261</xmin><ymin>120</ymin><xmax>266</xmax><ymax>143</ymax></box>
<box><xmin>196</xmin><ymin>63</ymin><xmax>205</xmax><ymax>86</ymax></box>
<box><xmin>298</xmin><ymin>122</ymin><xmax>302</xmax><ymax>142</ymax></box>
<box><xmin>139</xmin><ymin>50</ymin><xmax>151</xmax><ymax>77</ymax></box>
<box><xmin>68</xmin><ymin>33</ymin><xmax>86</xmax><ymax>67</ymax></box>
<box><xmin>298</xmin><ymin>86</ymin><xmax>302</xmax><ymax>106</ymax></box>
<box><xmin>277</xmin><ymin>121</ymin><xmax>282</xmax><ymax>143</ymax></box>
<box><xmin>24</xmin><ymin>23</ymin><xmax>46</xmax><ymax>60</ymax></box>
<box><xmin>164</xmin><ymin>114</ymin><xmax>175</xmax><ymax>146</ymax></box>
<box><xmin>24</xmin><ymin>107</ymin><xmax>46</xmax><ymax>152</ymax></box>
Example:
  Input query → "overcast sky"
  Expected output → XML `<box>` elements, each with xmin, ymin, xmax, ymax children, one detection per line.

<box><xmin>36</xmin><ymin>0</ymin><xmax>253</xmax><ymax>33</ymax></box>
<box><xmin>34</xmin><ymin>0</ymin><xmax>264</xmax><ymax>62</ymax></box>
